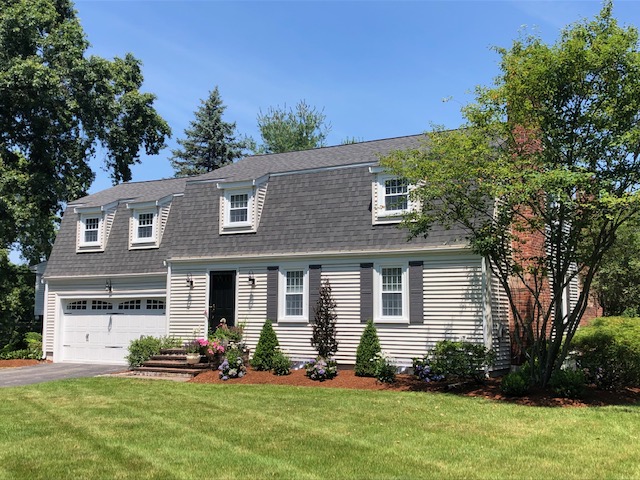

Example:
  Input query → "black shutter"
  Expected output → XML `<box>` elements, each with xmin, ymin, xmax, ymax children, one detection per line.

<box><xmin>266</xmin><ymin>266</ymin><xmax>279</xmax><ymax>322</ymax></box>
<box><xmin>409</xmin><ymin>261</ymin><xmax>424</xmax><ymax>324</ymax></box>
<box><xmin>308</xmin><ymin>265</ymin><xmax>322</xmax><ymax>323</ymax></box>
<box><xmin>360</xmin><ymin>263</ymin><xmax>374</xmax><ymax>323</ymax></box>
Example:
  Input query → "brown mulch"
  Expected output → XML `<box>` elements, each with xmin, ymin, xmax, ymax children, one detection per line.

<box><xmin>0</xmin><ymin>359</ymin><xmax>49</xmax><ymax>368</ymax></box>
<box><xmin>191</xmin><ymin>367</ymin><xmax>640</xmax><ymax>408</ymax></box>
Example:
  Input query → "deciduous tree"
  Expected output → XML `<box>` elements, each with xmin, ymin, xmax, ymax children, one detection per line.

<box><xmin>382</xmin><ymin>2</ymin><xmax>640</xmax><ymax>387</ymax></box>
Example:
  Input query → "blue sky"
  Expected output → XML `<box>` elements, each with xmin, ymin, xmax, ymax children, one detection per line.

<box><xmin>74</xmin><ymin>0</ymin><xmax>640</xmax><ymax>193</ymax></box>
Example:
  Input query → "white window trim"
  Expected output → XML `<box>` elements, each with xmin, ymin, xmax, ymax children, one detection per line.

<box><xmin>79</xmin><ymin>214</ymin><xmax>103</xmax><ymax>248</ymax></box>
<box><xmin>369</xmin><ymin>167</ymin><xmax>415</xmax><ymax>225</ymax></box>
<box><xmin>373</xmin><ymin>263</ymin><xmax>409</xmax><ymax>324</ymax></box>
<box><xmin>132</xmin><ymin>208</ymin><xmax>158</xmax><ymax>245</ymax></box>
<box><xmin>278</xmin><ymin>266</ymin><xmax>309</xmax><ymax>322</ymax></box>
<box><xmin>222</xmin><ymin>188</ymin><xmax>254</xmax><ymax>229</ymax></box>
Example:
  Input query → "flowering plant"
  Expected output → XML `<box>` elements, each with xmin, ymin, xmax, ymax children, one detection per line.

<box><xmin>206</xmin><ymin>338</ymin><xmax>225</xmax><ymax>358</ymax></box>
<box><xmin>304</xmin><ymin>357</ymin><xmax>338</xmax><ymax>381</ymax></box>
<box><xmin>412</xmin><ymin>356</ymin><xmax>444</xmax><ymax>382</ymax></box>
<box><xmin>218</xmin><ymin>345</ymin><xmax>247</xmax><ymax>380</ymax></box>
<box><xmin>184</xmin><ymin>339</ymin><xmax>201</xmax><ymax>355</ymax></box>
<box><xmin>372</xmin><ymin>351</ymin><xmax>396</xmax><ymax>384</ymax></box>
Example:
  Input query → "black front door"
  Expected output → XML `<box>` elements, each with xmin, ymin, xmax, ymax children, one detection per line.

<box><xmin>208</xmin><ymin>271</ymin><xmax>236</xmax><ymax>332</ymax></box>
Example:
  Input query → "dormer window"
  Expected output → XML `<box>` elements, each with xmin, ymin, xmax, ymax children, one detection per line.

<box><xmin>82</xmin><ymin>216</ymin><xmax>101</xmax><ymax>245</ymax></box>
<box><xmin>217</xmin><ymin>177</ymin><xmax>269</xmax><ymax>234</ymax></box>
<box><xmin>369</xmin><ymin>166</ymin><xmax>415</xmax><ymax>224</ymax></box>
<box><xmin>229</xmin><ymin>193</ymin><xmax>249</xmax><ymax>224</ymax></box>
<box><xmin>133</xmin><ymin>210</ymin><xmax>157</xmax><ymax>244</ymax></box>
<box><xmin>76</xmin><ymin>209</ymin><xmax>106</xmax><ymax>251</ymax></box>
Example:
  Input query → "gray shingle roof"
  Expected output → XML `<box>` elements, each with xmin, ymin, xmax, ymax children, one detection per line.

<box><xmin>69</xmin><ymin>177</ymin><xmax>187</xmax><ymax>208</ymax></box>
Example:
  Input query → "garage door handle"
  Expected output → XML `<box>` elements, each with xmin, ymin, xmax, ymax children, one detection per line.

<box><xmin>105</xmin><ymin>346</ymin><xmax>123</xmax><ymax>349</ymax></box>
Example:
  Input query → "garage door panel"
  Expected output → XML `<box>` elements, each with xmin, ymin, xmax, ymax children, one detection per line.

<box><xmin>61</xmin><ymin>300</ymin><xmax>166</xmax><ymax>365</ymax></box>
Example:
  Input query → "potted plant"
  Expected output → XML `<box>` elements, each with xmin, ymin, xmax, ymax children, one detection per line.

<box><xmin>205</xmin><ymin>338</ymin><xmax>225</xmax><ymax>368</ymax></box>
<box><xmin>184</xmin><ymin>339</ymin><xmax>201</xmax><ymax>364</ymax></box>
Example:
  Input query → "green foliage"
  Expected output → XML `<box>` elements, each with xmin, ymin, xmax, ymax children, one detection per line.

<box><xmin>304</xmin><ymin>357</ymin><xmax>338</xmax><ymax>381</ymax></box>
<box><xmin>251</xmin><ymin>320</ymin><xmax>280</xmax><ymax>371</ymax></box>
<box><xmin>311</xmin><ymin>280</ymin><xmax>339</xmax><ymax>358</ymax></box>
<box><xmin>355</xmin><ymin>320</ymin><xmax>381</xmax><ymax>377</ymax></box>
<box><xmin>500</xmin><ymin>370</ymin><xmax>530</xmax><ymax>397</ymax></box>
<box><xmin>0</xmin><ymin>251</ymin><xmax>36</xmax><ymax>350</ymax></box>
<box><xmin>253</xmin><ymin>100</ymin><xmax>331</xmax><ymax>154</ymax></box>
<box><xmin>592</xmin><ymin>218</ymin><xmax>640</xmax><ymax>316</ymax></box>
<box><xmin>0</xmin><ymin>348</ymin><xmax>41</xmax><ymax>360</ymax></box>
<box><xmin>573</xmin><ymin>317</ymin><xmax>640</xmax><ymax>389</ymax></box>
<box><xmin>381</xmin><ymin>2</ymin><xmax>640</xmax><ymax>387</ymax></box>
<box><xmin>0</xmin><ymin>0</ymin><xmax>170</xmax><ymax>264</ymax></box>
<box><xmin>548</xmin><ymin>369</ymin><xmax>586</xmax><ymax>399</ymax></box>
<box><xmin>271</xmin><ymin>349</ymin><xmax>291</xmax><ymax>376</ymax></box>
<box><xmin>372</xmin><ymin>352</ymin><xmax>396</xmax><ymax>384</ymax></box>
<box><xmin>170</xmin><ymin>86</ymin><xmax>250</xmax><ymax>176</ymax></box>
<box><xmin>412</xmin><ymin>357</ymin><xmax>445</xmax><ymax>382</ymax></box>
<box><xmin>218</xmin><ymin>345</ymin><xmax>247</xmax><ymax>380</ymax></box>
<box><xmin>126</xmin><ymin>336</ymin><xmax>181</xmax><ymax>368</ymax></box>
<box><xmin>429</xmin><ymin>340</ymin><xmax>496</xmax><ymax>382</ymax></box>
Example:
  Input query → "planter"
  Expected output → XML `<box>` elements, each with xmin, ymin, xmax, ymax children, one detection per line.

<box><xmin>186</xmin><ymin>353</ymin><xmax>201</xmax><ymax>365</ymax></box>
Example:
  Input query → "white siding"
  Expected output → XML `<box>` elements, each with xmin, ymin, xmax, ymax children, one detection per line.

<box><xmin>490</xmin><ymin>268</ymin><xmax>511</xmax><ymax>371</ymax></box>
<box><xmin>168</xmin><ymin>251</ymin><xmax>499</xmax><ymax>369</ymax></box>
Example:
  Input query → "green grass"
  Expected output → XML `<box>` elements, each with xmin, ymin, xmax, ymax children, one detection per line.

<box><xmin>0</xmin><ymin>379</ymin><xmax>638</xmax><ymax>479</ymax></box>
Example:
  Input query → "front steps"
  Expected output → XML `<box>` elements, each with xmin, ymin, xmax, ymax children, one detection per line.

<box><xmin>132</xmin><ymin>348</ymin><xmax>213</xmax><ymax>378</ymax></box>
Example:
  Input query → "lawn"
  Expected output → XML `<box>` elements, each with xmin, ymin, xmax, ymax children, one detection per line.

<box><xmin>0</xmin><ymin>378</ymin><xmax>638</xmax><ymax>479</ymax></box>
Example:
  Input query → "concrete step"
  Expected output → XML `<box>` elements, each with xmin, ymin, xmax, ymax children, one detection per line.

<box><xmin>150</xmin><ymin>354</ymin><xmax>188</xmax><ymax>361</ymax></box>
<box><xmin>133</xmin><ymin>366</ymin><xmax>205</xmax><ymax>376</ymax></box>
<box><xmin>160</xmin><ymin>348</ymin><xmax>186</xmax><ymax>355</ymax></box>
<box><xmin>143</xmin><ymin>360</ymin><xmax>209</xmax><ymax>369</ymax></box>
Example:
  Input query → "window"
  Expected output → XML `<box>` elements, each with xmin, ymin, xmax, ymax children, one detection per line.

<box><xmin>374</xmin><ymin>264</ymin><xmax>408</xmax><ymax>322</ymax></box>
<box><xmin>118</xmin><ymin>300</ymin><xmax>141</xmax><ymax>310</ymax></box>
<box><xmin>146</xmin><ymin>299</ymin><xmax>165</xmax><ymax>310</ymax></box>
<box><xmin>370</xmin><ymin>167</ymin><xmax>414</xmax><ymax>224</ymax></box>
<box><xmin>279</xmin><ymin>268</ymin><xmax>308</xmax><ymax>321</ymax></box>
<box><xmin>384</xmin><ymin>178</ymin><xmax>409</xmax><ymax>212</ymax></box>
<box><xmin>80</xmin><ymin>215</ymin><xmax>102</xmax><ymax>246</ymax></box>
<box><xmin>222</xmin><ymin>188</ymin><xmax>253</xmax><ymax>228</ymax></box>
<box><xmin>132</xmin><ymin>210</ymin><xmax>157</xmax><ymax>244</ymax></box>
<box><xmin>229</xmin><ymin>194</ymin><xmax>248</xmax><ymax>223</ymax></box>
<box><xmin>67</xmin><ymin>300</ymin><xmax>87</xmax><ymax>311</ymax></box>
<box><xmin>91</xmin><ymin>300</ymin><xmax>113</xmax><ymax>310</ymax></box>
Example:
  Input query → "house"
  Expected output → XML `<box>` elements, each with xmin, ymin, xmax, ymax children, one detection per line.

<box><xmin>42</xmin><ymin>134</ymin><xmax>514</xmax><ymax>369</ymax></box>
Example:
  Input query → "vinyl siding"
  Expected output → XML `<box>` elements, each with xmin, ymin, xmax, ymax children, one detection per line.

<box><xmin>168</xmin><ymin>264</ymin><xmax>208</xmax><ymax>339</ymax></box>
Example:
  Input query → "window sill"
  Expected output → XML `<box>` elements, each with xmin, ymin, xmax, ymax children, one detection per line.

<box><xmin>374</xmin><ymin>317</ymin><xmax>409</xmax><ymax>325</ymax></box>
<box><xmin>277</xmin><ymin>317</ymin><xmax>309</xmax><ymax>324</ymax></box>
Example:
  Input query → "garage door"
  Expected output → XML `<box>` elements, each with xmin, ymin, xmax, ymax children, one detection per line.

<box><xmin>61</xmin><ymin>298</ymin><xmax>167</xmax><ymax>364</ymax></box>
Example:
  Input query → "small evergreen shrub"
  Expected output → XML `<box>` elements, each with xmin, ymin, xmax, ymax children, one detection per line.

<box><xmin>412</xmin><ymin>356</ymin><xmax>445</xmax><ymax>382</ymax></box>
<box><xmin>430</xmin><ymin>340</ymin><xmax>496</xmax><ymax>382</ymax></box>
<box><xmin>251</xmin><ymin>320</ymin><xmax>279</xmax><ymax>371</ymax></box>
<box><xmin>372</xmin><ymin>352</ymin><xmax>396</xmax><ymax>384</ymax></box>
<box><xmin>271</xmin><ymin>349</ymin><xmax>291</xmax><ymax>376</ymax></box>
<box><xmin>305</xmin><ymin>357</ymin><xmax>338</xmax><ymax>381</ymax></box>
<box><xmin>126</xmin><ymin>335</ymin><xmax>181</xmax><ymax>368</ymax></box>
<box><xmin>500</xmin><ymin>370</ymin><xmax>530</xmax><ymax>396</ymax></box>
<box><xmin>549</xmin><ymin>368</ymin><xmax>586</xmax><ymax>399</ymax></box>
<box><xmin>355</xmin><ymin>320</ymin><xmax>381</xmax><ymax>377</ymax></box>
<box><xmin>311</xmin><ymin>280</ymin><xmax>339</xmax><ymax>358</ymax></box>
<box><xmin>572</xmin><ymin>317</ymin><xmax>640</xmax><ymax>389</ymax></box>
<box><xmin>24</xmin><ymin>332</ymin><xmax>42</xmax><ymax>354</ymax></box>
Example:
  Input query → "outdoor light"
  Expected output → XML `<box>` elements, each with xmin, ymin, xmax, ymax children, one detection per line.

<box><xmin>248</xmin><ymin>271</ymin><xmax>255</xmax><ymax>287</ymax></box>
<box><xmin>105</xmin><ymin>279</ymin><xmax>112</xmax><ymax>293</ymax></box>
<box><xmin>186</xmin><ymin>273</ymin><xmax>194</xmax><ymax>289</ymax></box>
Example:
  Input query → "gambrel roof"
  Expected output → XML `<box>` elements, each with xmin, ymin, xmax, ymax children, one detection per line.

<box><xmin>45</xmin><ymin>134</ymin><xmax>470</xmax><ymax>277</ymax></box>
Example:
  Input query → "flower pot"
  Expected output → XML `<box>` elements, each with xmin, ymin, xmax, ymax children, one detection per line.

<box><xmin>186</xmin><ymin>353</ymin><xmax>200</xmax><ymax>365</ymax></box>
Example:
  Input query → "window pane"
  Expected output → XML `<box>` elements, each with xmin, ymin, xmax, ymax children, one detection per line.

<box><xmin>286</xmin><ymin>294</ymin><xmax>303</xmax><ymax>316</ymax></box>
<box><xmin>229</xmin><ymin>194</ymin><xmax>248</xmax><ymax>223</ymax></box>
<box><xmin>286</xmin><ymin>270</ymin><xmax>304</xmax><ymax>293</ymax></box>
<box><xmin>382</xmin><ymin>293</ymin><xmax>403</xmax><ymax>316</ymax></box>
<box><xmin>230</xmin><ymin>194</ymin><xmax>248</xmax><ymax>209</ymax></box>
<box><xmin>384</xmin><ymin>178</ymin><xmax>408</xmax><ymax>211</ymax></box>
<box><xmin>137</xmin><ymin>213</ymin><xmax>154</xmax><ymax>238</ymax></box>
<box><xmin>382</xmin><ymin>267</ymin><xmax>402</xmax><ymax>292</ymax></box>
<box><xmin>84</xmin><ymin>217</ymin><xmax>99</xmax><ymax>243</ymax></box>
<box><xmin>381</xmin><ymin>267</ymin><xmax>403</xmax><ymax>316</ymax></box>
<box><xmin>85</xmin><ymin>230</ymin><xmax>98</xmax><ymax>243</ymax></box>
<box><xmin>230</xmin><ymin>208</ymin><xmax>247</xmax><ymax>223</ymax></box>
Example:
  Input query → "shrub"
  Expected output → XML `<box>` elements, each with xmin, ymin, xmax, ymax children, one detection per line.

<box><xmin>271</xmin><ymin>349</ymin><xmax>291</xmax><ymax>376</ymax></box>
<box><xmin>412</xmin><ymin>357</ymin><xmax>445</xmax><ymax>382</ymax></box>
<box><xmin>24</xmin><ymin>332</ymin><xmax>42</xmax><ymax>353</ymax></box>
<box><xmin>311</xmin><ymin>280</ymin><xmax>339</xmax><ymax>358</ymax></box>
<box><xmin>218</xmin><ymin>345</ymin><xmax>247</xmax><ymax>380</ymax></box>
<box><xmin>305</xmin><ymin>357</ymin><xmax>338</xmax><ymax>381</ymax></box>
<box><xmin>126</xmin><ymin>335</ymin><xmax>182</xmax><ymax>368</ymax></box>
<box><xmin>572</xmin><ymin>317</ymin><xmax>640</xmax><ymax>390</ymax></box>
<box><xmin>500</xmin><ymin>370</ymin><xmax>530</xmax><ymax>397</ymax></box>
<box><xmin>0</xmin><ymin>349</ymin><xmax>41</xmax><ymax>360</ymax></box>
<box><xmin>251</xmin><ymin>320</ymin><xmax>280</xmax><ymax>371</ymax></box>
<box><xmin>355</xmin><ymin>320</ymin><xmax>381</xmax><ymax>377</ymax></box>
<box><xmin>372</xmin><ymin>351</ymin><xmax>396</xmax><ymax>384</ymax></box>
<box><xmin>430</xmin><ymin>340</ymin><xmax>496</xmax><ymax>382</ymax></box>
<box><xmin>549</xmin><ymin>368</ymin><xmax>586</xmax><ymax>399</ymax></box>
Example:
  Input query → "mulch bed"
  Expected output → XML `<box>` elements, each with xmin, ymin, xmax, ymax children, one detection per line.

<box><xmin>0</xmin><ymin>359</ymin><xmax>48</xmax><ymax>368</ymax></box>
<box><xmin>191</xmin><ymin>367</ymin><xmax>640</xmax><ymax>408</ymax></box>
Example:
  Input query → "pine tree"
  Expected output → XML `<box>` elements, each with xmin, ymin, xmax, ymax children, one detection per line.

<box><xmin>251</xmin><ymin>319</ymin><xmax>280</xmax><ymax>371</ymax></box>
<box><xmin>355</xmin><ymin>320</ymin><xmax>381</xmax><ymax>377</ymax></box>
<box><xmin>170</xmin><ymin>86</ymin><xmax>248</xmax><ymax>176</ymax></box>
<box><xmin>311</xmin><ymin>280</ymin><xmax>339</xmax><ymax>358</ymax></box>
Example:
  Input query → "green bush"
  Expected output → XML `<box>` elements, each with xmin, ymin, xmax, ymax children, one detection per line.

<box><xmin>0</xmin><ymin>349</ymin><xmax>41</xmax><ymax>360</ymax></box>
<box><xmin>572</xmin><ymin>317</ymin><xmax>640</xmax><ymax>389</ymax></box>
<box><xmin>430</xmin><ymin>340</ymin><xmax>496</xmax><ymax>382</ymax></box>
<box><xmin>126</xmin><ymin>336</ymin><xmax>181</xmax><ymax>368</ymax></box>
<box><xmin>355</xmin><ymin>320</ymin><xmax>381</xmax><ymax>377</ymax></box>
<box><xmin>549</xmin><ymin>368</ymin><xmax>586</xmax><ymax>399</ymax></box>
<box><xmin>0</xmin><ymin>332</ymin><xmax>43</xmax><ymax>360</ymax></box>
<box><xmin>500</xmin><ymin>370</ymin><xmax>530</xmax><ymax>396</ymax></box>
<box><xmin>372</xmin><ymin>352</ymin><xmax>396</xmax><ymax>384</ymax></box>
<box><xmin>271</xmin><ymin>349</ymin><xmax>291</xmax><ymax>376</ymax></box>
<box><xmin>251</xmin><ymin>320</ymin><xmax>280</xmax><ymax>371</ymax></box>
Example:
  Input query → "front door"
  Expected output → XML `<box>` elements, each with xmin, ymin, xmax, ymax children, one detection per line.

<box><xmin>209</xmin><ymin>271</ymin><xmax>236</xmax><ymax>332</ymax></box>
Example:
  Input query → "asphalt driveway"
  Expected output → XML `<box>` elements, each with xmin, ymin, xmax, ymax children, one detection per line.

<box><xmin>0</xmin><ymin>363</ymin><xmax>125</xmax><ymax>387</ymax></box>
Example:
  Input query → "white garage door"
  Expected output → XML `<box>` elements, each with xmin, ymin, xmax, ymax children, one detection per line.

<box><xmin>61</xmin><ymin>298</ymin><xmax>167</xmax><ymax>364</ymax></box>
